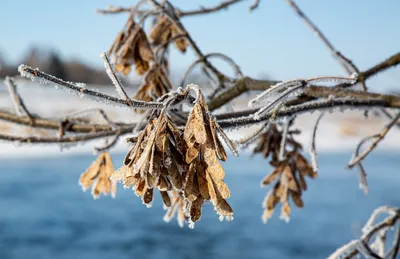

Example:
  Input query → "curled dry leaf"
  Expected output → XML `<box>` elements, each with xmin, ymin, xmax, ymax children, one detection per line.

<box><xmin>79</xmin><ymin>152</ymin><xmax>117</xmax><ymax>199</ymax></box>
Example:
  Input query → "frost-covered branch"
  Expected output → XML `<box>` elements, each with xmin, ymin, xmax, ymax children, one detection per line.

<box><xmin>18</xmin><ymin>65</ymin><xmax>164</xmax><ymax>110</ymax></box>
<box><xmin>97</xmin><ymin>0</ymin><xmax>248</xmax><ymax>17</ymax></box>
<box><xmin>285</xmin><ymin>0</ymin><xmax>361</xmax><ymax>80</ymax></box>
<box><xmin>348</xmin><ymin>112</ymin><xmax>400</xmax><ymax>169</ymax></box>
<box><xmin>329</xmin><ymin>206</ymin><xmax>400</xmax><ymax>259</ymax></box>
<box><xmin>4</xmin><ymin>77</ymin><xmax>33</xmax><ymax>120</ymax></box>
<box><xmin>0</xmin><ymin>127</ymin><xmax>132</xmax><ymax>145</ymax></box>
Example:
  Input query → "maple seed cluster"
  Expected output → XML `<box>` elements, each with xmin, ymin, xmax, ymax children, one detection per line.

<box><xmin>254</xmin><ymin>124</ymin><xmax>317</xmax><ymax>223</ymax></box>
<box><xmin>79</xmin><ymin>152</ymin><xmax>117</xmax><ymax>199</ymax></box>
<box><xmin>105</xmin><ymin>90</ymin><xmax>234</xmax><ymax>227</ymax></box>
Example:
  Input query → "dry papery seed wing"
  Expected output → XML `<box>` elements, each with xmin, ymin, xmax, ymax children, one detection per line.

<box><xmin>150</xmin><ymin>15</ymin><xmax>188</xmax><ymax>53</ymax></box>
<box><xmin>109</xmin><ymin>16</ymin><xmax>155</xmax><ymax>76</ymax></box>
<box><xmin>79</xmin><ymin>152</ymin><xmax>117</xmax><ymax>199</ymax></box>
<box><xmin>183</xmin><ymin>90</ymin><xmax>234</xmax><ymax>222</ymax></box>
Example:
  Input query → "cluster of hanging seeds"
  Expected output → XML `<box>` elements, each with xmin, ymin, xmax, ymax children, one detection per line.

<box><xmin>253</xmin><ymin>123</ymin><xmax>317</xmax><ymax>223</ymax></box>
<box><xmin>100</xmin><ymin>88</ymin><xmax>236</xmax><ymax>227</ymax></box>
<box><xmin>107</xmin><ymin>14</ymin><xmax>173</xmax><ymax>104</ymax></box>
<box><xmin>79</xmin><ymin>152</ymin><xmax>117</xmax><ymax>199</ymax></box>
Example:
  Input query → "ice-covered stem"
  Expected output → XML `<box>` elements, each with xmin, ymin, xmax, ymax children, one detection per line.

<box><xmin>100</xmin><ymin>52</ymin><xmax>132</xmax><ymax>104</ymax></box>
<box><xmin>208</xmin><ymin>51</ymin><xmax>400</xmax><ymax>111</ymax></box>
<box><xmin>309</xmin><ymin>113</ymin><xmax>324</xmax><ymax>173</ymax></box>
<box><xmin>97</xmin><ymin>0</ymin><xmax>247</xmax><ymax>17</ymax></box>
<box><xmin>4</xmin><ymin>77</ymin><xmax>34</xmax><ymax>123</ymax></box>
<box><xmin>217</xmin><ymin>98</ymin><xmax>399</xmax><ymax>129</ymax></box>
<box><xmin>0</xmin><ymin>109</ymin><xmax>134</xmax><ymax>134</ymax></box>
<box><xmin>0</xmin><ymin>127</ymin><xmax>128</xmax><ymax>144</ymax></box>
<box><xmin>358</xmin><ymin>52</ymin><xmax>400</xmax><ymax>83</ymax></box>
<box><xmin>249</xmin><ymin>76</ymin><xmax>356</xmax><ymax>109</ymax></box>
<box><xmin>181</xmin><ymin>52</ymin><xmax>243</xmax><ymax>90</ymax></box>
<box><xmin>278</xmin><ymin>118</ymin><xmax>292</xmax><ymax>160</ymax></box>
<box><xmin>18</xmin><ymin>65</ymin><xmax>164</xmax><ymax>110</ymax></box>
<box><xmin>208</xmin><ymin>77</ymin><xmax>279</xmax><ymax>111</ymax></box>
<box><xmin>348</xmin><ymin>112</ymin><xmax>400</xmax><ymax>169</ymax></box>
<box><xmin>236</xmin><ymin>123</ymin><xmax>268</xmax><ymax>146</ymax></box>
<box><xmin>329</xmin><ymin>206</ymin><xmax>400</xmax><ymax>259</ymax></box>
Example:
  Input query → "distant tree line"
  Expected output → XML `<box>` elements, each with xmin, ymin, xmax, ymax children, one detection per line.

<box><xmin>0</xmin><ymin>47</ymin><xmax>111</xmax><ymax>85</ymax></box>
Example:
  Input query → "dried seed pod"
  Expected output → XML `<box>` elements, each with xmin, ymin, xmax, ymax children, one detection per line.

<box><xmin>108</xmin><ymin>16</ymin><xmax>155</xmax><ymax>76</ymax></box>
<box><xmin>79</xmin><ymin>152</ymin><xmax>117</xmax><ymax>199</ymax></box>
<box><xmin>134</xmin><ymin>64</ymin><xmax>172</xmax><ymax>104</ymax></box>
<box><xmin>150</xmin><ymin>15</ymin><xmax>188</xmax><ymax>53</ymax></box>
<box><xmin>182</xmin><ymin>90</ymin><xmax>234</xmax><ymax>221</ymax></box>
<box><xmin>112</xmin><ymin>88</ymin><xmax>236</xmax><ymax>227</ymax></box>
<box><xmin>256</xmin><ymin>123</ymin><xmax>317</xmax><ymax>223</ymax></box>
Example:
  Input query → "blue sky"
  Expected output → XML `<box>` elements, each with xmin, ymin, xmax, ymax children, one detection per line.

<box><xmin>1</xmin><ymin>0</ymin><xmax>399</xmax><ymax>89</ymax></box>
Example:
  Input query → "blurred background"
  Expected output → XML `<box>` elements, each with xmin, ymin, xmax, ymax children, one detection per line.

<box><xmin>0</xmin><ymin>1</ymin><xmax>400</xmax><ymax>258</ymax></box>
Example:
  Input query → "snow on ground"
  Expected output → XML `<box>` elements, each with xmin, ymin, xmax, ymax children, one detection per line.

<box><xmin>0</xmin><ymin>81</ymin><xmax>399</xmax><ymax>158</ymax></box>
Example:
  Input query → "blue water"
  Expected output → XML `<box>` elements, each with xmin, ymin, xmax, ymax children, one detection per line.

<box><xmin>0</xmin><ymin>152</ymin><xmax>400</xmax><ymax>259</ymax></box>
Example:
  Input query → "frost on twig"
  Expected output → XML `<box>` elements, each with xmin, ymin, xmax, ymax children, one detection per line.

<box><xmin>249</xmin><ymin>76</ymin><xmax>356</xmax><ymax>120</ymax></box>
<box><xmin>100</xmin><ymin>52</ymin><xmax>131</xmax><ymax>102</ymax></box>
<box><xmin>329</xmin><ymin>206</ymin><xmax>400</xmax><ymax>259</ymax></box>
<box><xmin>348</xmin><ymin>112</ymin><xmax>400</xmax><ymax>194</ymax></box>
<box><xmin>18</xmin><ymin>64</ymin><xmax>164</xmax><ymax>110</ymax></box>
<box><xmin>309</xmin><ymin>112</ymin><xmax>324</xmax><ymax>173</ymax></box>
<box><xmin>4</xmin><ymin>77</ymin><xmax>33</xmax><ymax>119</ymax></box>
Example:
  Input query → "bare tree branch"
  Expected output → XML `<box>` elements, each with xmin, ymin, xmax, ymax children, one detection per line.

<box><xmin>18</xmin><ymin>65</ymin><xmax>165</xmax><ymax>110</ymax></box>
<box><xmin>348</xmin><ymin>112</ymin><xmax>400</xmax><ymax>169</ymax></box>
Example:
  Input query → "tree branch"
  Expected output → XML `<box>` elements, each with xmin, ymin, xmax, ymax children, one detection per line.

<box><xmin>348</xmin><ymin>112</ymin><xmax>400</xmax><ymax>169</ymax></box>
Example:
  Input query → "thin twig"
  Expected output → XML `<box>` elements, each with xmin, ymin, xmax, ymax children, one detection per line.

<box><xmin>4</xmin><ymin>77</ymin><xmax>34</xmax><ymax>122</ymax></box>
<box><xmin>100</xmin><ymin>52</ymin><xmax>132</xmax><ymax>104</ymax></box>
<box><xmin>309</xmin><ymin>112</ymin><xmax>324</xmax><ymax>173</ymax></box>
<box><xmin>97</xmin><ymin>0</ymin><xmax>245</xmax><ymax>17</ymax></box>
<box><xmin>279</xmin><ymin>118</ymin><xmax>292</xmax><ymax>160</ymax></box>
<box><xmin>249</xmin><ymin>0</ymin><xmax>261</xmax><ymax>11</ymax></box>
<box><xmin>285</xmin><ymin>0</ymin><xmax>358</xmax><ymax>75</ymax></box>
<box><xmin>0</xmin><ymin>128</ymin><xmax>127</xmax><ymax>144</ymax></box>
<box><xmin>348</xmin><ymin>112</ymin><xmax>400</xmax><ymax>168</ymax></box>
<box><xmin>176</xmin><ymin>0</ymin><xmax>244</xmax><ymax>17</ymax></box>
<box><xmin>330</xmin><ymin>206</ymin><xmax>400</xmax><ymax>259</ymax></box>
<box><xmin>0</xmin><ymin>109</ymin><xmax>133</xmax><ymax>134</ymax></box>
<box><xmin>18</xmin><ymin>65</ymin><xmax>164</xmax><ymax>110</ymax></box>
